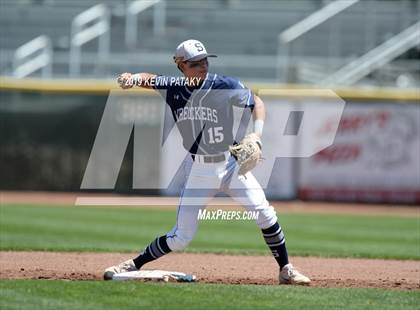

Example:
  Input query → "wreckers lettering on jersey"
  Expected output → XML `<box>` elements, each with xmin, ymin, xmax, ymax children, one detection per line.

<box><xmin>175</xmin><ymin>107</ymin><xmax>218</xmax><ymax>123</ymax></box>
<box><xmin>130</xmin><ymin>76</ymin><xmax>202</xmax><ymax>87</ymax></box>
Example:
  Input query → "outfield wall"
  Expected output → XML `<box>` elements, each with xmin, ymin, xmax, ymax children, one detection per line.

<box><xmin>1</xmin><ymin>77</ymin><xmax>419</xmax><ymax>203</ymax></box>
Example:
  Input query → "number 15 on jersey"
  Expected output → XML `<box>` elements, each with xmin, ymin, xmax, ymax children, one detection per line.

<box><xmin>208</xmin><ymin>126</ymin><xmax>224</xmax><ymax>144</ymax></box>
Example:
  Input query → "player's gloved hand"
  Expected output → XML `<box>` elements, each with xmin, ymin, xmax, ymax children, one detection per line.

<box><xmin>117</xmin><ymin>72</ymin><xmax>134</xmax><ymax>89</ymax></box>
<box><xmin>229</xmin><ymin>133</ymin><xmax>263</xmax><ymax>176</ymax></box>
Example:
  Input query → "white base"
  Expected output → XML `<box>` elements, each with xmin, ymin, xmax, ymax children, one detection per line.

<box><xmin>112</xmin><ymin>270</ymin><xmax>197</xmax><ymax>282</ymax></box>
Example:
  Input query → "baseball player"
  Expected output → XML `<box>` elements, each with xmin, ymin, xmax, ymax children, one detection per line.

<box><xmin>104</xmin><ymin>39</ymin><xmax>310</xmax><ymax>285</ymax></box>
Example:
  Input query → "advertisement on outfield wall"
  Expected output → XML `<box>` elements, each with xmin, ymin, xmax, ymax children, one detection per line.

<box><xmin>299</xmin><ymin>102</ymin><xmax>420</xmax><ymax>203</ymax></box>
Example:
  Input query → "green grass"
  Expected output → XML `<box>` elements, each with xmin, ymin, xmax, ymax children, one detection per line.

<box><xmin>1</xmin><ymin>204</ymin><xmax>419</xmax><ymax>260</ymax></box>
<box><xmin>1</xmin><ymin>280</ymin><xmax>419</xmax><ymax>310</ymax></box>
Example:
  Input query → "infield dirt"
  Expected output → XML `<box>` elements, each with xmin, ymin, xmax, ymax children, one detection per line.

<box><xmin>1</xmin><ymin>251</ymin><xmax>419</xmax><ymax>290</ymax></box>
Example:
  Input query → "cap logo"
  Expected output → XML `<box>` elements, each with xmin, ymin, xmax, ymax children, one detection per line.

<box><xmin>194</xmin><ymin>42</ymin><xmax>205</xmax><ymax>52</ymax></box>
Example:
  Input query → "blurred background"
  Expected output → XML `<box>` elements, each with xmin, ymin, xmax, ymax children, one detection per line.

<box><xmin>1</xmin><ymin>0</ymin><xmax>419</xmax><ymax>204</ymax></box>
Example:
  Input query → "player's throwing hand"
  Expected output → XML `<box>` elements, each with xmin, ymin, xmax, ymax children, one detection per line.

<box><xmin>117</xmin><ymin>72</ymin><xmax>134</xmax><ymax>89</ymax></box>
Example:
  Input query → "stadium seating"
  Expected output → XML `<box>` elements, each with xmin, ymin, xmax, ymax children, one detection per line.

<box><xmin>1</xmin><ymin>0</ymin><xmax>418</xmax><ymax>83</ymax></box>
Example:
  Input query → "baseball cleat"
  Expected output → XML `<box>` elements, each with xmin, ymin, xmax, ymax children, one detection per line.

<box><xmin>279</xmin><ymin>264</ymin><xmax>311</xmax><ymax>285</ymax></box>
<box><xmin>103</xmin><ymin>259</ymin><xmax>138</xmax><ymax>280</ymax></box>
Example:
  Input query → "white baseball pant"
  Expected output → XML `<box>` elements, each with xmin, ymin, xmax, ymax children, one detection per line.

<box><xmin>166</xmin><ymin>152</ymin><xmax>278</xmax><ymax>251</ymax></box>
